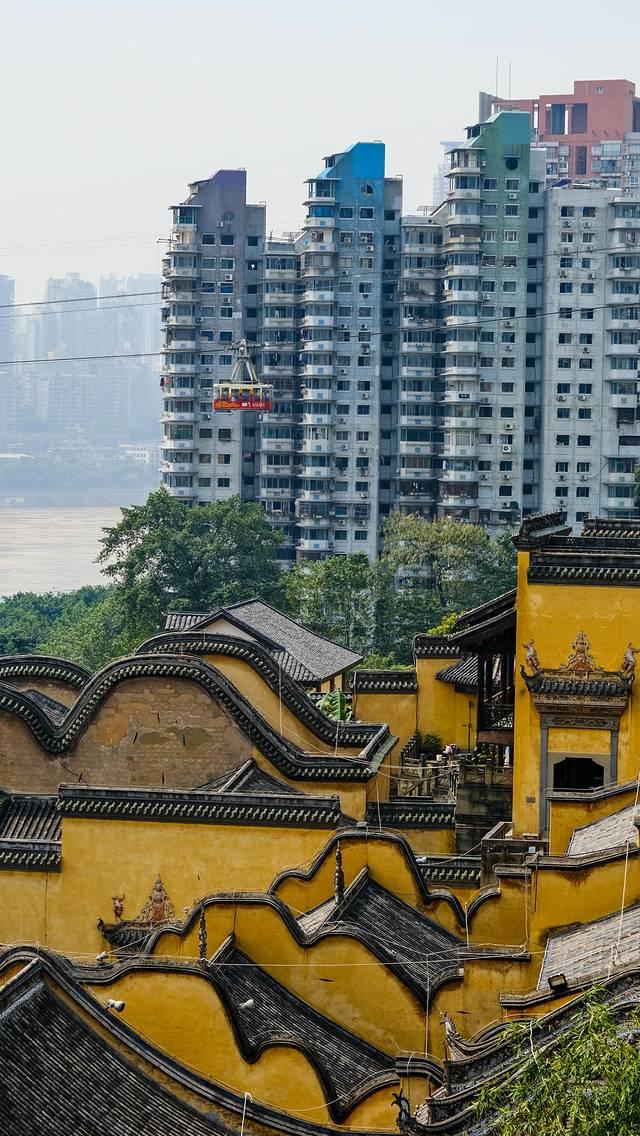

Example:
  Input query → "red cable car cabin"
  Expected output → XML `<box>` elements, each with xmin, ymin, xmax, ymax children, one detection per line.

<box><xmin>213</xmin><ymin>382</ymin><xmax>273</xmax><ymax>412</ymax></box>
<box><xmin>212</xmin><ymin>339</ymin><xmax>273</xmax><ymax>412</ymax></box>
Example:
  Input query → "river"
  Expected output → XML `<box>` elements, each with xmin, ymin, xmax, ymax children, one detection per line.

<box><xmin>0</xmin><ymin>507</ymin><xmax>123</xmax><ymax>596</ymax></box>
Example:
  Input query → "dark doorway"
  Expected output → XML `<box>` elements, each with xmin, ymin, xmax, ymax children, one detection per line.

<box><xmin>553</xmin><ymin>756</ymin><xmax>604</xmax><ymax>792</ymax></box>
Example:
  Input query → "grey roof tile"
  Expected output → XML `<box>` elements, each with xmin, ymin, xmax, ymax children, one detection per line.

<box><xmin>567</xmin><ymin>803</ymin><xmax>638</xmax><ymax>858</ymax></box>
<box><xmin>165</xmin><ymin>600</ymin><xmax>362</xmax><ymax>684</ymax></box>
<box><xmin>0</xmin><ymin>795</ymin><xmax>60</xmax><ymax>843</ymax></box>
<box><xmin>539</xmin><ymin>902</ymin><xmax>640</xmax><ymax>988</ymax></box>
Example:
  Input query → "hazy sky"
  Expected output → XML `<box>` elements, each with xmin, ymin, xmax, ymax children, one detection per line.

<box><xmin>2</xmin><ymin>0</ymin><xmax>639</xmax><ymax>302</ymax></box>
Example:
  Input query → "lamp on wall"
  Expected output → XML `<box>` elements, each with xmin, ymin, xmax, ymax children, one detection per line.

<box><xmin>548</xmin><ymin>973</ymin><xmax>568</xmax><ymax>992</ymax></box>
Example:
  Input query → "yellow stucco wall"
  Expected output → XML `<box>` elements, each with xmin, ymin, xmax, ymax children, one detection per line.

<box><xmin>513</xmin><ymin>549</ymin><xmax>640</xmax><ymax>836</ymax></box>
<box><xmin>416</xmin><ymin>657</ymin><xmax>477</xmax><ymax>751</ymax></box>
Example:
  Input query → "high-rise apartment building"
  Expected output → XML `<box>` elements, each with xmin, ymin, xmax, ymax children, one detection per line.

<box><xmin>161</xmin><ymin>105</ymin><xmax>640</xmax><ymax>554</ymax></box>
<box><xmin>0</xmin><ymin>275</ymin><xmax>16</xmax><ymax>441</ymax></box>
<box><xmin>493</xmin><ymin>79</ymin><xmax>640</xmax><ymax>189</ymax></box>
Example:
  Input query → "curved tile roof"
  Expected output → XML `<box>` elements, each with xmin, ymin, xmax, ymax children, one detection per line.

<box><xmin>567</xmin><ymin>803</ymin><xmax>639</xmax><ymax>858</ymax></box>
<box><xmin>164</xmin><ymin>599</ymin><xmax>362</xmax><ymax>684</ymax></box>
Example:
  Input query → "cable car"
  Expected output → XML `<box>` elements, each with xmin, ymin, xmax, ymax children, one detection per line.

<box><xmin>213</xmin><ymin>339</ymin><xmax>273</xmax><ymax>412</ymax></box>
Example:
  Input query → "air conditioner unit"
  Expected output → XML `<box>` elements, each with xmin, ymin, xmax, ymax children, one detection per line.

<box><xmin>481</xmin><ymin>396</ymin><xmax>491</xmax><ymax>404</ymax></box>
<box><xmin>502</xmin><ymin>444</ymin><xmax>512</xmax><ymax>453</ymax></box>
<box><xmin>563</xmin><ymin>220</ymin><xmax>572</xmax><ymax>228</ymax></box>
<box><xmin>579</xmin><ymin>474</ymin><xmax>588</xmax><ymax>482</ymax></box>
<box><xmin>557</xmin><ymin>394</ymin><xmax>566</xmax><ymax>401</ymax></box>
<box><xmin>480</xmin><ymin>473</ymin><xmax>489</xmax><ymax>480</ymax></box>
<box><xmin>508</xmin><ymin>192</ymin><xmax>518</xmax><ymax>201</ymax></box>
<box><xmin>481</xmin><ymin>293</ymin><xmax>491</xmax><ymax>300</ymax></box>
<box><xmin>503</xmin><ymin>422</ymin><xmax>514</xmax><ymax>430</ymax></box>
<box><xmin>558</xmin><ymin>473</ymin><xmax>567</xmax><ymax>481</ymax></box>
<box><xmin>578</xmin><ymin>394</ymin><xmax>588</xmax><ymax>401</ymax></box>
<box><xmin>340</xmin><ymin>443</ymin><xmax>349</xmax><ymax>450</ymax></box>
<box><xmin>339</xmin><ymin>368</ymin><xmax>347</xmax><ymax>375</ymax></box>
<box><xmin>366</xmin><ymin>245</ymin><xmax>374</xmax><ymax>252</ymax></box>
<box><xmin>502</xmin><ymin>473</ymin><xmax>512</xmax><ymax>480</ymax></box>
<box><xmin>337</xmin><ymin>416</ymin><xmax>347</xmax><ymax>423</ymax></box>
<box><xmin>584</xmin><ymin>222</ymin><xmax>591</xmax><ymax>229</ymax></box>
<box><xmin>361</xmin><ymin>391</ymin><xmax>370</xmax><ymax>399</ymax></box>
<box><xmin>360</xmin><ymin>324</ymin><xmax>368</xmax><ymax>330</ymax></box>
<box><xmin>339</xmin><ymin>323</ymin><xmax>347</xmax><ymax>330</ymax></box>
<box><xmin>588</xmin><ymin>272</ymin><xmax>595</xmax><ymax>280</ymax></box>
<box><xmin>361</xmin><ymin>346</ymin><xmax>370</xmax><ymax>354</ymax></box>
<box><xmin>583</xmin><ymin>347</ymin><xmax>590</xmax><ymax>353</ymax></box>
<box><xmin>505</xmin><ymin>345</ymin><xmax>513</xmax><ymax>352</ymax></box>
<box><xmin>560</xmin><ymin>270</ymin><xmax>568</xmax><ymax>278</ymax></box>
<box><xmin>203</xmin><ymin>367</ymin><xmax>212</xmax><ymax>372</ymax></box>
<box><xmin>358</xmin><ymin>446</ymin><xmax>367</xmax><ymax>453</ymax></box>
<box><xmin>224</xmin><ymin>274</ymin><xmax>233</xmax><ymax>281</ymax></box>
<box><xmin>360</xmin><ymin>492</ymin><xmax>369</xmax><ymax>499</ymax></box>
<box><xmin>504</xmin><ymin>320</ymin><xmax>513</xmax><ymax>328</ymax></box>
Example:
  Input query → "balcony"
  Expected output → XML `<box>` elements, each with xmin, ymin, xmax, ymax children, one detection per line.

<box><xmin>442</xmin><ymin>415</ymin><xmax>477</xmax><ymax>429</ymax></box>
<box><xmin>442</xmin><ymin>367</ymin><xmax>478</xmax><ymax>380</ymax></box>
<box><xmin>399</xmin><ymin>413</ymin><xmax>436</xmax><ymax>427</ymax></box>
<box><xmin>162</xmin><ymin>438</ymin><xmax>194</xmax><ymax>451</ymax></box>
<box><xmin>400</xmin><ymin>365</ymin><xmax>437</xmax><ymax>379</ymax></box>
<box><xmin>168</xmin><ymin>487</ymin><xmax>197</xmax><ymax>500</ymax></box>
<box><xmin>162</xmin><ymin>362</ymin><xmax>197</xmax><ymax>375</ymax></box>
<box><xmin>164</xmin><ymin>314</ymin><xmax>198</xmax><ymax>328</ymax></box>
<box><xmin>399</xmin><ymin>389</ymin><xmax>434</xmax><ymax>404</ymax></box>
<box><xmin>296</xmin><ymin>462</ymin><xmax>333</xmax><ymax>479</ymax></box>
<box><xmin>302</xmin><ymin>215</ymin><xmax>336</xmax><ymax>230</ymax></box>
<box><xmin>264</xmin><ymin>267</ymin><xmax>298</xmax><ymax>281</ymax></box>
<box><xmin>260</xmin><ymin>437</ymin><xmax>294</xmax><ymax>453</ymax></box>
<box><xmin>160</xmin><ymin>460</ymin><xmax>193</xmax><ymax>474</ymax></box>
<box><xmin>298</xmin><ymin>487</ymin><xmax>332</xmax><ymax>501</ymax></box>
<box><xmin>162</xmin><ymin>410</ymin><xmax>196</xmax><ymax>423</ymax></box>
<box><xmin>603</xmin><ymin>470</ymin><xmax>635</xmax><ymax>484</ymax></box>
<box><xmin>301</xmin><ymin>314</ymin><xmax>335</xmax><ymax>328</ymax></box>
<box><xmin>263</xmin><ymin>316</ymin><xmax>297</xmax><ymax>329</ymax></box>
<box><xmin>444</xmin><ymin>314</ymin><xmax>479</xmax><ymax>328</ymax></box>
<box><xmin>304</xmin><ymin>187</ymin><xmax>336</xmax><ymax>205</ymax></box>
<box><xmin>439</xmin><ymin>469</ymin><xmax>478</xmax><ymax>483</ymax></box>
<box><xmin>301</xmin><ymin>289</ymin><xmax>335</xmax><ymax>304</ymax></box>
<box><xmin>399</xmin><ymin>441</ymin><xmax>435</xmax><ymax>456</ymax></box>
<box><xmin>163</xmin><ymin>386</ymin><xmax>195</xmax><ymax>398</ymax></box>
<box><xmin>297</xmin><ymin>513</ymin><xmax>332</xmax><ymax>527</ymax></box>
<box><xmin>443</xmin><ymin>262</ymin><xmax>479</xmax><ymax>278</ymax></box>
<box><xmin>162</xmin><ymin>285</ymin><xmax>198</xmax><ymax>303</ymax></box>
<box><xmin>162</xmin><ymin>263</ymin><xmax>199</xmax><ymax>281</ymax></box>
<box><xmin>300</xmin><ymin>438</ymin><xmax>334</xmax><ymax>454</ymax></box>
<box><xmin>610</xmin><ymin>393</ymin><xmax>637</xmax><ymax>408</ymax></box>
<box><xmin>260</xmin><ymin>485</ymin><xmax>294</xmax><ymax>499</ymax></box>
<box><xmin>442</xmin><ymin>440</ymin><xmax>477</xmax><ymax>458</ymax></box>
<box><xmin>297</xmin><ymin>538</ymin><xmax>334</xmax><ymax>552</ymax></box>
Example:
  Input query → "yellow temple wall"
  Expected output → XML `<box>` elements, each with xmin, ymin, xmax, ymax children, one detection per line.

<box><xmin>513</xmin><ymin>549</ymin><xmax>640</xmax><ymax>836</ymax></box>
<box><xmin>351</xmin><ymin>690</ymin><xmax>417</xmax><ymax>754</ymax></box>
<box><xmin>416</xmin><ymin>657</ymin><xmax>478</xmax><ymax>751</ymax></box>
<box><xmin>548</xmin><ymin>784</ymin><xmax>640</xmax><ymax>856</ymax></box>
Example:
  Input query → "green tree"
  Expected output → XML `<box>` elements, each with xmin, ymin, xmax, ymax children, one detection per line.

<box><xmin>97</xmin><ymin>490</ymin><xmax>285</xmax><ymax>634</ymax></box>
<box><xmin>0</xmin><ymin>586</ymin><xmax>108</xmax><ymax>656</ymax></box>
<box><xmin>479</xmin><ymin>987</ymin><xmax>640</xmax><ymax>1136</ymax></box>
<box><xmin>38</xmin><ymin>589</ymin><xmax>145</xmax><ymax>670</ymax></box>
<box><xmin>286</xmin><ymin>554</ymin><xmax>378</xmax><ymax>654</ymax></box>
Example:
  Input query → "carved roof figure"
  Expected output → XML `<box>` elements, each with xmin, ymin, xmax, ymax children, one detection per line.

<box><xmin>559</xmin><ymin>631</ymin><xmax>603</xmax><ymax>677</ymax></box>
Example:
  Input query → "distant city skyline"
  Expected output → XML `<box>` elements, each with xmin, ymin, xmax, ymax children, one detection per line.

<box><xmin>1</xmin><ymin>0</ymin><xmax>639</xmax><ymax>301</ymax></box>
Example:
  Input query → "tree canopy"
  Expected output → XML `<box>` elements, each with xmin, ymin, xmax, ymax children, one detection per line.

<box><xmin>98</xmin><ymin>489</ymin><xmax>285</xmax><ymax>631</ymax></box>
<box><xmin>479</xmin><ymin>987</ymin><xmax>640</xmax><ymax>1136</ymax></box>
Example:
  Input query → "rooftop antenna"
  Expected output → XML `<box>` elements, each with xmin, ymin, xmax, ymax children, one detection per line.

<box><xmin>495</xmin><ymin>56</ymin><xmax>499</xmax><ymax>98</ymax></box>
<box><xmin>508</xmin><ymin>60</ymin><xmax>512</xmax><ymax>99</ymax></box>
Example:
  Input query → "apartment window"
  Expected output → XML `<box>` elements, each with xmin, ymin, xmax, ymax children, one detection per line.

<box><xmin>556</xmin><ymin>462</ymin><xmax>569</xmax><ymax>473</ymax></box>
<box><xmin>201</xmin><ymin>283</ymin><xmax>215</xmax><ymax>294</ymax></box>
<box><xmin>201</xmin><ymin>306</ymin><xmax>215</xmax><ymax>317</ymax></box>
<box><xmin>581</xmin><ymin>283</ymin><xmax>595</xmax><ymax>294</ymax></box>
<box><xmin>499</xmin><ymin>460</ymin><xmax>513</xmax><ymax>471</ymax></box>
<box><xmin>217</xmin><ymin>477</ymin><xmax>230</xmax><ymax>487</ymax></box>
<box><xmin>576</xmin><ymin>486</ymin><xmax>590</xmax><ymax>498</ymax></box>
<box><xmin>504</xmin><ymin>230</ymin><xmax>519</xmax><ymax>242</ymax></box>
<box><xmin>198</xmin><ymin>477</ymin><xmax>211</xmax><ymax>488</ymax></box>
<box><xmin>506</xmin><ymin>178</ymin><xmax>520</xmax><ymax>190</ymax></box>
<box><xmin>560</xmin><ymin>257</ymin><xmax>573</xmax><ymax>269</ymax></box>
<box><xmin>558</xmin><ymin>358</ymin><xmax>572</xmax><ymax>369</ymax></box>
<box><xmin>355</xmin><ymin>481</ymin><xmax>369</xmax><ymax>492</ymax></box>
<box><xmin>357</xmin><ymin>405</ymin><xmax>371</xmax><ymax>415</ymax></box>
<box><xmin>580</xmin><ymin>309</ymin><xmax>594</xmax><ymax>320</ymax></box>
<box><xmin>556</xmin><ymin>486</ymin><xmax>569</xmax><ymax>497</ymax></box>
<box><xmin>219</xmin><ymin>308</ymin><xmax>233</xmax><ymax>319</ymax></box>
<box><xmin>478</xmin><ymin>433</ymin><xmax>492</xmax><ymax>444</ymax></box>
<box><xmin>483</xmin><ymin>178</ymin><xmax>497</xmax><ymax>189</ymax></box>
<box><xmin>561</xmin><ymin>232</ymin><xmax>574</xmax><ymax>244</ymax></box>
<box><xmin>561</xmin><ymin>206</ymin><xmax>575</xmax><ymax>218</ymax></box>
<box><xmin>219</xmin><ymin>283</ymin><xmax>234</xmax><ymax>294</ymax></box>
<box><xmin>482</xmin><ymin>255</ymin><xmax>497</xmax><ymax>266</ymax></box>
<box><xmin>577</xmin><ymin>462</ymin><xmax>590</xmax><ymax>473</ymax></box>
<box><xmin>218</xmin><ymin>428</ymin><xmax>231</xmax><ymax>441</ymax></box>
<box><xmin>359</xmin><ymin>207</ymin><xmax>374</xmax><ymax>219</ymax></box>
<box><xmin>217</xmin><ymin>453</ymin><xmax>231</xmax><ymax>465</ymax></box>
<box><xmin>578</xmin><ymin>408</ymin><xmax>592</xmax><ymax>419</ymax></box>
<box><xmin>579</xmin><ymin>358</ymin><xmax>593</xmax><ymax>370</ymax></box>
<box><xmin>582</xmin><ymin>232</ymin><xmax>595</xmax><ymax>243</ymax></box>
<box><xmin>502</xmin><ymin>280</ymin><xmax>517</xmax><ymax>292</ymax></box>
<box><xmin>202</xmin><ymin>234</ymin><xmax>216</xmax><ymax>245</ymax></box>
<box><xmin>583</xmin><ymin>206</ymin><xmax>597</xmax><ymax>218</ymax></box>
<box><xmin>480</xmin><ymin>357</ymin><xmax>494</xmax><ymax>368</ymax></box>
<box><xmin>499</xmin><ymin>485</ymin><xmax>512</xmax><ymax>497</ymax></box>
<box><xmin>581</xmin><ymin>258</ymin><xmax>592</xmax><ymax>270</ymax></box>
<box><xmin>483</xmin><ymin>203</ymin><xmax>498</xmax><ymax>215</ymax></box>
<box><xmin>199</xmin><ymin>428</ymin><xmax>212</xmax><ymax>438</ymax></box>
<box><xmin>201</xmin><ymin>257</ymin><xmax>216</xmax><ymax>269</ymax></box>
<box><xmin>359</xmin><ymin>257</ymin><xmax>374</xmax><ymax>269</ymax></box>
<box><xmin>559</xmin><ymin>282</ymin><xmax>573</xmax><ymax>294</ymax></box>
<box><xmin>558</xmin><ymin>333</ymin><xmax>572</xmax><ymax>344</ymax></box>
<box><xmin>503</xmin><ymin>255</ymin><xmax>517</xmax><ymax>268</ymax></box>
<box><xmin>219</xmin><ymin>331</ymin><xmax>233</xmax><ymax>342</ymax></box>
<box><xmin>502</xmin><ymin>306</ymin><xmax>516</xmax><ymax>318</ymax></box>
<box><xmin>556</xmin><ymin>435</ymin><xmax>570</xmax><ymax>446</ymax></box>
<box><xmin>220</xmin><ymin>258</ymin><xmax>235</xmax><ymax>270</ymax></box>
<box><xmin>247</xmin><ymin>235</ymin><xmax>259</xmax><ymax>246</ymax></box>
<box><xmin>579</xmin><ymin>334</ymin><xmax>593</xmax><ymax>344</ymax></box>
<box><xmin>199</xmin><ymin>453</ymin><xmax>212</xmax><ymax>464</ymax></box>
<box><xmin>577</xmin><ymin>435</ymin><xmax>591</xmax><ymax>446</ymax></box>
<box><xmin>504</xmin><ymin>204</ymin><xmax>519</xmax><ymax>216</ymax></box>
<box><xmin>501</xmin><ymin>382</ymin><xmax>514</xmax><ymax>392</ymax></box>
<box><xmin>557</xmin><ymin>408</ymin><xmax>570</xmax><ymax>419</ymax></box>
<box><xmin>557</xmin><ymin>383</ymin><xmax>571</xmax><ymax>394</ymax></box>
<box><xmin>501</xmin><ymin>357</ymin><xmax>515</xmax><ymax>368</ymax></box>
<box><xmin>578</xmin><ymin>383</ymin><xmax>592</xmax><ymax>394</ymax></box>
<box><xmin>218</xmin><ymin>354</ymin><xmax>233</xmax><ymax>365</ymax></box>
<box><xmin>354</xmin><ymin>530</ymin><xmax>369</xmax><ymax>541</ymax></box>
<box><xmin>484</xmin><ymin>230</ymin><xmax>497</xmax><ymax>242</ymax></box>
<box><xmin>559</xmin><ymin>307</ymin><xmax>573</xmax><ymax>319</ymax></box>
<box><xmin>339</xmin><ymin>207</ymin><xmax>354</xmax><ymax>218</ymax></box>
